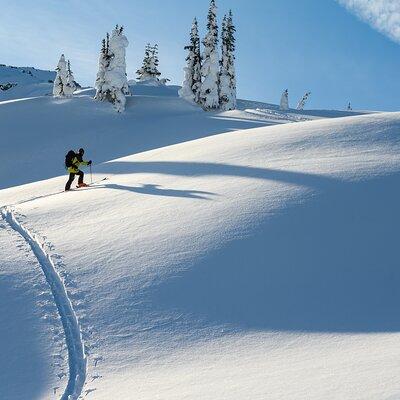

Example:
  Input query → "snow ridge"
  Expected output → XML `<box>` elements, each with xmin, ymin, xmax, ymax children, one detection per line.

<box><xmin>0</xmin><ymin>207</ymin><xmax>87</xmax><ymax>400</ymax></box>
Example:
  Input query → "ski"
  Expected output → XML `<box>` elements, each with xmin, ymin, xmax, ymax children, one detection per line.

<box><xmin>75</xmin><ymin>177</ymin><xmax>108</xmax><ymax>189</ymax></box>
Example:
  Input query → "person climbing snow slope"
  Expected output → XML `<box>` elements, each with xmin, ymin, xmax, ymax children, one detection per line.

<box><xmin>65</xmin><ymin>148</ymin><xmax>92</xmax><ymax>191</ymax></box>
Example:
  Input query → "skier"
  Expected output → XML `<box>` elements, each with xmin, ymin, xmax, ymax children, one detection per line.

<box><xmin>65</xmin><ymin>148</ymin><xmax>92</xmax><ymax>191</ymax></box>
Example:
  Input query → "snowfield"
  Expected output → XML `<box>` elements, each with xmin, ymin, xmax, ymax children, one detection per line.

<box><xmin>0</xmin><ymin>65</ymin><xmax>55</xmax><ymax>101</ymax></box>
<box><xmin>1</xmin><ymin>85</ymin><xmax>400</xmax><ymax>400</ymax></box>
<box><xmin>0</xmin><ymin>84</ymin><xmax>364</xmax><ymax>190</ymax></box>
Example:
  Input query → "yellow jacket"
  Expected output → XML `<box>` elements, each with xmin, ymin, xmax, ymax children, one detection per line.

<box><xmin>68</xmin><ymin>156</ymin><xmax>90</xmax><ymax>174</ymax></box>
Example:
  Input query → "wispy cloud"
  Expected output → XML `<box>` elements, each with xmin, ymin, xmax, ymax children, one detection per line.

<box><xmin>338</xmin><ymin>0</ymin><xmax>400</xmax><ymax>43</ymax></box>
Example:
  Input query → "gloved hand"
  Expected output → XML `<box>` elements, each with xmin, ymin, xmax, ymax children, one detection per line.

<box><xmin>88</xmin><ymin>160</ymin><xmax>92</xmax><ymax>165</ymax></box>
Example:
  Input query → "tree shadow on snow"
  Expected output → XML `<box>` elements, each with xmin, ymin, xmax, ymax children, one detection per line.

<box><xmin>146</xmin><ymin>172</ymin><xmax>400</xmax><ymax>333</ymax></box>
<box><xmin>98</xmin><ymin>161</ymin><xmax>337</xmax><ymax>191</ymax></box>
<box><xmin>98</xmin><ymin>183</ymin><xmax>216</xmax><ymax>200</ymax></box>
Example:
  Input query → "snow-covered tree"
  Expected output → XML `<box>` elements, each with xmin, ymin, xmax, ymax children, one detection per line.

<box><xmin>95</xmin><ymin>25</ymin><xmax>130</xmax><ymax>112</ymax></box>
<box><xmin>64</xmin><ymin>60</ymin><xmax>77</xmax><ymax>97</ymax></box>
<box><xmin>296</xmin><ymin>91</ymin><xmax>311</xmax><ymax>110</ymax></box>
<box><xmin>200</xmin><ymin>0</ymin><xmax>220</xmax><ymax>110</ymax></box>
<box><xmin>226</xmin><ymin>11</ymin><xmax>236</xmax><ymax>107</ymax></box>
<box><xmin>106</xmin><ymin>25</ymin><xmax>130</xmax><ymax>111</ymax></box>
<box><xmin>179</xmin><ymin>18</ymin><xmax>202</xmax><ymax>104</ymax></box>
<box><xmin>53</xmin><ymin>54</ymin><xmax>67</xmax><ymax>97</ymax></box>
<box><xmin>95</xmin><ymin>35</ymin><xmax>111</xmax><ymax>101</ymax></box>
<box><xmin>159</xmin><ymin>78</ymin><xmax>171</xmax><ymax>85</ymax></box>
<box><xmin>191</xmin><ymin>20</ymin><xmax>202</xmax><ymax>103</ymax></box>
<box><xmin>136</xmin><ymin>44</ymin><xmax>161</xmax><ymax>82</ymax></box>
<box><xmin>219</xmin><ymin>10</ymin><xmax>236</xmax><ymax>111</ymax></box>
<box><xmin>149</xmin><ymin>44</ymin><xmax>161</xmax><ymax>79</ymax></box>
<box><xmin>136</xmin><ymin>44</ymin><xmax>151</xmax><ymax>80</ymax></box>
<box><xmin>280</xmin><ymin>89</ymin><xmax>289</xmax><ymax>110</ymax></box>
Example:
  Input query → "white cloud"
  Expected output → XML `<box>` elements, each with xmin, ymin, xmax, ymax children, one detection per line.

<box><xmin>338</xmin><ymin>0</ymin><xmax>400</xmax><ymax>43</ymax></box>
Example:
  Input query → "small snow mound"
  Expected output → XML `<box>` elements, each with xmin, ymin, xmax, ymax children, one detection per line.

<box><xmin>131</xmin><ymin>78</ymin><xmax>167</xmax><ymax>87</ymax></box>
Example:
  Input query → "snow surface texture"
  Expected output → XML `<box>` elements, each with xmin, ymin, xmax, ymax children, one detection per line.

<box><xmin>1</xmin><ymin>207</ymin><xmax>87</xmax><ymax>400</ymax></box>
<box><xmin>1</xmin><ymin>82</ymin><xmax>399</xmax><ymax>399</ymax></box>
<box><xmin>0</xmin><ymin>218</ymin><xmax>60</xmax><ymax>400</ymax></box>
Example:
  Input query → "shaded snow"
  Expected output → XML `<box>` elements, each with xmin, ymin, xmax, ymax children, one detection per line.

<box><xmin>0</xmin><ymin>218</ymin><xmax>61</xmax><ymax>400</ymax></box>
<box><xmin>1</xmin><ymin>208</ymin><xmax>87</xmax><ymax>400</ymax></box>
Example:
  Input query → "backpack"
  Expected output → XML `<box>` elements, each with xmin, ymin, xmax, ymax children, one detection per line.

<box><xmin>65</xmin><ymin>150</ymin><xmax>76</xmax><ymax>169</ymax></box>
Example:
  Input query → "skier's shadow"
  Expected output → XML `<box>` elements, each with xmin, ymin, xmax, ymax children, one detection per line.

<box><xmin>100</xmin><ymin>183</ymin><xmax>217</xmax><ymax>200</ymax></box>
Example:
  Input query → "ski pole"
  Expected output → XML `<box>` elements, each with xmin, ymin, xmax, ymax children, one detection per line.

<box><xmin>90</xmin><ymin>164</ymin><xmax>93</xmax><ymax>184</ymax></box>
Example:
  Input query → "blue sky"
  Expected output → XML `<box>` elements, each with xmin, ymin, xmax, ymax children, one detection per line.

<box><xmin>0</xmin><ymin>0</ymin><xmax>399</xmax><ymax>110</ymax></box>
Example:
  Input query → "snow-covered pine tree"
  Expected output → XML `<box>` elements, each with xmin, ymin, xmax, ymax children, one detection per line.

<box><xmin>64</xmin><ymin>60</ymin><xmax>77</xmax><ymax>97</ymax></box>
<box><xmin>53</xmin><ymin>54</ymin><xmax>67</xmax><ymax>97</ymax></box>
<box><xmin>219</xmin><ymin>15</ymin><xmax>229</xmax><ymax>109</ymax></box>
<box><xmin>106</xmin><ymin>25</ymin><xmax>130</xmax><ymax>111</ymax></box>
<box><xmin>179</xmin><ymin>18</ymin><xmax>202</xmax><ymax>104</ymax></box>
<box><xmin>280</xmin><ymin>89</ymin><xmax>289</xmax><ymax>110</ymax></box>
<box><xmin>200</xmin><ymin>0</ymin><xmax>220</xmax><ymax>110</ymax></box>
<box><xmin>53</xmin><ymin>75</ymin><xmax>64</xmax><ymax>97</ymax></box>
<box><xmin>226</xmin><ymin>10</ymin><xmax>236</xmax><ymax>108</ymax></box>
<box><xmin>136</xmin><ymin>44</ymin><xmax>161</xmax><ymax>82</ymax></box>
<box><xmin>150</xmin><ymin>44</ymin><xmax>161</xmax><ymax>79</ymax></box>
<box><xmin>95</xmin><ymin>25</ymin><xmax>130</xmax><ymax>112</ymax></box>
<box><xmin>94</xmin><ymin>35</ymin><xmax>111</xmax><ymax>101</ymax></box>
<box><xmin>296</xmin><ymin>91</ymin><xmax>311</xmax><ymax>110</ymax></box>
<box><xmin>219</xmin><ymin>10</ymin><xmax>236</xmax><ymax>111</ymax></box>
<box><xmin>136</xmin><ymin>44</ymin><xmax>151</xmax><ymax>81</ymax></box>
<box><xmin>192</xmin><ymin>19</ymin><xmax>202</xmax><ymax>103</ymax></box>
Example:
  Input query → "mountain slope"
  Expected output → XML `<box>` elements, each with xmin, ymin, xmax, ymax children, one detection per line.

<box><xmin>0</xmin><ymin>84</ymin><xmax>367</xmax><ymax>190</ymax></box>
<box><xmin>0</xmin><ymin>64</ymin><xmax>55</xmax><ymax>100</ymax></box>
<box><xmin>1</xmin><ymin>109</ymin><xmax>400</xmax><ymax>399</ymax></box>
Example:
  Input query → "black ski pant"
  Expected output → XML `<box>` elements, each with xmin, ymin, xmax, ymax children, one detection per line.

<box><xmin>65</xmin><ymin>170</ymin><xmax>84</xmax><ymax>190</ymax></box>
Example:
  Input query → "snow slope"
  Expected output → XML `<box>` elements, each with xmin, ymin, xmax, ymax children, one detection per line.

<box><xmin>0</xmin><ymin>64</ymin><xmax>55</xmax><ymax>100</ymax></box>
<box><xmin>0</xmin><ymin>84</ymin><xmax>366</xmax><ymax>190</ymax></box>
<box><xmin>0</xmin><ymin>215</ymin><xmax>63</xmax><ymax>399</ymax></box>
<box><xmin>1</xmin><ymin>93</ymin><xmax>400</xmax><ymax>399</ymax></box>
<box><xmin>1</xmin><ymin>207</ymin><xmax>87</xmax><ymax>400</ymax></box>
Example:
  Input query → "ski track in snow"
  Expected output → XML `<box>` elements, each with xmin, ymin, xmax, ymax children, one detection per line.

<box><xmin>1</xmin><ymin>206</ymin><xmax>87</xmax><ymax>400</ymax></box>
<box><xmin>1</xmin><ymin>177</ymin><xmax>109</xmax><ymax>209</ymax></box>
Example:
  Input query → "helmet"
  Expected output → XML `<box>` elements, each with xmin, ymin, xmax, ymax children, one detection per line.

<box><xmin>78</xmin><ymin>148</ymin><xmax>85</xmax><ymax>155</ymax></box>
